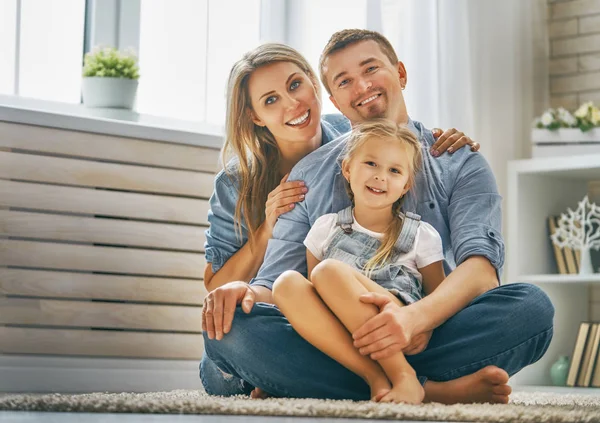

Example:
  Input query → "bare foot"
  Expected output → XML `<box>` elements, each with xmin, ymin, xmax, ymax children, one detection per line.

<box><xmin>250</xmin><ymin>387</ymin><xmax>273</xmax><ymax>399</ymax></box>
<box><xmin>367</xmin><ymin>375</ymin><xmax>392</xmax><ymax>402</ymax></box>
<box><xmin>424</xmin><ymin>365</ymin><xmax>511</xmax><ymax>404</ymax></box>
<box><xmin>379</xmin><ymin>372</ymin><xmax>424</xmax><ymax>404</ymax></box>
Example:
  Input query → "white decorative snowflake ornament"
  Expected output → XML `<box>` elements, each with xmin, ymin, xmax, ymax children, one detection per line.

<box><xmin>551</xmin><ymin>196</ymin><xmax>600</xmax><ymax>274</ymax></box>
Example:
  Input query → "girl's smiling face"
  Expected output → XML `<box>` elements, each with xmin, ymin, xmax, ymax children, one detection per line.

<box><xmin>342</xmin><ymin>136</ymin><xmax>413</xmax><ymax>212</ymax></box>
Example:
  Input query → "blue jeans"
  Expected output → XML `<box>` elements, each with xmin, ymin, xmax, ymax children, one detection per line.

<box><xmin>200</xmin><ymin>283</ymin><xmax>554</xmax><ymax>400</ymax></box>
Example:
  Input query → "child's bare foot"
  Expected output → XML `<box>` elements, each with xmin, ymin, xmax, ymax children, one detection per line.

<box><xmin>379</xmin><ymin>372</ymin><xmax>424</xmax><ymax>404</ymax></box>
<box><xmin>367</xmin><ymin>374</ymin><xmax>392</xmax><ymax>402</ymax></box>
<box><xmin>424</xmin><ymin>365</ymin><xmax>511</xmax><ymax>404</ymax></box>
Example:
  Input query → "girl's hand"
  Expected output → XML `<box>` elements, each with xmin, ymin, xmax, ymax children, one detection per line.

<box><xmin>430</xmin><ymin>128</ymin><xmax>480</xmax><ymax>157</ymax></box>
<box><xmin>264</xmin><ymin>173</ymin><xmax>308</xmax><ymax>233</ymax></box>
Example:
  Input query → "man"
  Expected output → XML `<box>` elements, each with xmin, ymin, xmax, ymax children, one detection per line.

<box><xmin>200</xmin><ymin>29</ymin><xmax>554</xmax><ymax>404</ymax></box>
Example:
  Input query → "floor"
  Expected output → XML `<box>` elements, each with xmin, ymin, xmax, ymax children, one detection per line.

<box><xmin>0</xmin><ymin>413</ymin><xmax>455</xmax><ymax>423</ymax></box>
<box><xmin>3</xmin><ymin>387</ymin><xmax>596</xmax><ymax>423</ymax></box>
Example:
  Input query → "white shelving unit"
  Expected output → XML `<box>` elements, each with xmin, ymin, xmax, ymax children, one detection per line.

<box><xmin>507</xmin><ymin>153</ymin><xmax>600</xmax><ymax>388</ymax></box>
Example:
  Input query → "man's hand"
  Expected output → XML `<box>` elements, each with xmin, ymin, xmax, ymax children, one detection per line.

<box><xmin>431</xmin><ymin>128</ymin><xmax>480</xmax><ymax>156</ymax></box>
<box><xmin>202</xmin><ymin>281</ymin><xmax>256</xmax><ymax>341</ymax></box>
<box><xmin>352</xmin><ymin>293</ymin><xmax>426</xmax><ymax>360</ymax></box>
<box><xmin>403</xmin><ymin>330</ymin><xmax>433</xmax><ymax>356</ymax></box>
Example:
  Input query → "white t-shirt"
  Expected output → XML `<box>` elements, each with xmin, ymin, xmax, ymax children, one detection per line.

<box><xmin>304</xmin><ymin>212</ymin><xmax>444</xmax><ymax>282</ymax></box>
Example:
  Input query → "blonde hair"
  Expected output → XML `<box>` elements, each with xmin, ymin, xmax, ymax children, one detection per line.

<box><xmin>222</xmin><ymin>43</ymin><xmax>321</xmax><ymax>248</ymax></box>
<box><xmin>319</xmin><ymin>29</ymin><xmax>399</xmax><ymax>95</ymax></box>
<box><xmin>342</xmin><ymin>119</ymin><xmax>422</xmax><ymax>276</ymax></box>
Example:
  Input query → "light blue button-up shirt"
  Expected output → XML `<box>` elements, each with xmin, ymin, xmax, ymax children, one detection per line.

<box><xmin>250</xmin><ymin>118</ymin><xmax>505</xmax><ymax>289</ymax></box>
<box><xmin>204</xmin><ymin>114</ymin><xmax>351</xmax><ymax>273</ymax></box>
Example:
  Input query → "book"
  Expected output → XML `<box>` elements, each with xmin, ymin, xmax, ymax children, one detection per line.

<box><xmin>548</xmin><ymin>216</ymin><xmax>568</xmax><ymax>275</ymax></box>
<box><xmin>567</xmin><ymin>322</ymin><xmax>591</xmax><ymax>387</ymax></box>
<box><xmin>563</xmin><ymin>244</ymin><xmax>579</xmax><ymax>274</ymax></box>
<box><xmin>588</xmin><ymin>181</ymin><xmax>600</xmax><ymax>273</ymax></box>
<box><xmin>577</xmin><ymin>323</ymin><xmax>600</xmax><ymax>386</ymax></box>
<box><xmin>591</xmin><ymin>327</ymin><xmax>600</xmax><ymax>387</ymax></box>
<box><xmin>589</xmin><ymin>181</ymin><xmax>600</xmax><ymax>204</ymax></box>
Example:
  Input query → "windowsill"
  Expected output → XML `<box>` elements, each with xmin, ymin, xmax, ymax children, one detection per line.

<box><xmin>0</xmin><ymin>95</ymin><xmax>225</xmax><ymax>149</ymax></box>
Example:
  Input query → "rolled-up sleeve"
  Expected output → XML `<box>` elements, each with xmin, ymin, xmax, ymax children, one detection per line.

<box><xmin>251</xmin><ymin>170</ymin><xmax>310</xmax><ymax>290</ymax></box>
<box><xmin>448</xmin><ymin>154</ymin><xmax>505</xmax><ymax>274</ymax></box>
<box><xmin>204</xmin><ymin>172</ymin><xmax>244</xmax><ymax>274</ymax></box>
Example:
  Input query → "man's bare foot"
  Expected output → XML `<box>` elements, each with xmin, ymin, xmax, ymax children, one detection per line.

<box><xmin>379</xmin><ymin>372</ymin><xmax>424</xmax><ymax>404</ymax></box>
<box><xmin>250</xmin><ymin>387</ymin><xmax>273</xmax><ymax>399</ymax></box>
<box><xmin>424</xmin><ymin>365</ymin><xmax>511</xmax><ymax>404</ymax></box>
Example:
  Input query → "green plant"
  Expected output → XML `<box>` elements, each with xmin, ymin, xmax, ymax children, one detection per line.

<box><xmin>82</xmin><ymin>46</ymin><xmax>140</xmax><ymax>80</ymax></box>
<box><xmin>535</xmin><ymin>102</ymin><xmax>600</xmax><ymax>132</ymax></box>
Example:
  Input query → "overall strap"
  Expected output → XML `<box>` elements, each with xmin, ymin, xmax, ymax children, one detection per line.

<box><xmin>394</xmin><ymin>212</ymin><xmax>421</xmax><ymax>253</ymax></box>
<box><xmin>335</xmin><ymin>206</ymin><xmax>354</xmax><ymax>234</ymax></box>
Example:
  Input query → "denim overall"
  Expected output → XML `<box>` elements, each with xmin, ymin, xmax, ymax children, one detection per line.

<box><xmin>322</xmin><ymin>206</ymin><xmax>423</xmax><ymax>305</ymax></box>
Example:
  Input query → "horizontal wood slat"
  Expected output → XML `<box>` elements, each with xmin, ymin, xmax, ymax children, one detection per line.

<box><xmin>0</xmin><ymin>151</ymin><xmax>214</xmax><ymax>197</ymax></box>
<box><xmin>0</xmin><ymin>327</ymin><xmax>204</xmax><ymax>359</ymax></box>
<box><xmin>0</xmin><ymin>298</ymin><xmax>202</xmax><ymax>332</ymax></box>
<box><xmin>0</xmin><ymin>210</ymin><xmax>206</xmax><ymax>252</ymax></box>
<box><xmin>0</xmin><ymin>180</ymin><xmax>210</xmax><ymax>225</ymax></box>
<box><xmin>0</xmin><ymin>269</ymin><xmax>207</xmax><ymax>305</ymax></box>
<box><xmin>0</xmin><ymin>240</ymin><xmax>205</xmax><ymax>278</ymax></box>
<box><xmin>0</xmin><ymin>121</ymin><xmax>221</xmax><ymax>172</ymax></box>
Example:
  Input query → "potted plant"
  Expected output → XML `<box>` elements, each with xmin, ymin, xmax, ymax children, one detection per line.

<box><xmin>531</xmin><ymin>102</ymin><xmax>600</xmax><ymax>157</ymax></box>
<box><xmin>81</xmin><ymin>46</ymin><xmax>140</xmax><ymax>109</ymax></box>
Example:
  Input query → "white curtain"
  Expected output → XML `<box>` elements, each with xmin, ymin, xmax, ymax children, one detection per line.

<box><xmin>380</xmin><ymin>0</ymin><xmax>548</xmax><ymax>215</ymax></box>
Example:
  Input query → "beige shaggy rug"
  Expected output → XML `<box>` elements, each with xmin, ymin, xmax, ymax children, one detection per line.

<box><xmin>1</xmin><ymin>390</ymin><xmax>600</xmax><ymax>422</ymax></box>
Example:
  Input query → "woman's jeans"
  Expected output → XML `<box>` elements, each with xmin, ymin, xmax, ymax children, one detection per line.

<box><xmin>200</xmin><ymin>283</ymin><xmax>554</xmax><ymax>400</ymax></box>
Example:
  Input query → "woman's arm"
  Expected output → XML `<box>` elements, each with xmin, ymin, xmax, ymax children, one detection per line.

<box><xmin>205</xmin><ymin>173</ymin><xmax>307</xmax><ymax>291</ymax></box>
<box><xmin>204</xmin><ymin>222</ymin><xmax>272</xmax><ymax>291</ymax></box>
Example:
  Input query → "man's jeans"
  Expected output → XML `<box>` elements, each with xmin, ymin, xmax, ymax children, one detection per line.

<box><xmin>200</xmin><ymin>283</ymin><xmax>554</xmax><ymax>400</ymax></box>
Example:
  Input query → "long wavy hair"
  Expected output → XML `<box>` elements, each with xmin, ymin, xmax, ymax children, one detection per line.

<box><xmin>222</xmin><ymin>43</ymin><xmax>321</xmax><ymax>248</ymax></box>
<box><xmin>342</xmin><ymin>119</ymin><xmax>422</xmax><ymax>276</ymax></box>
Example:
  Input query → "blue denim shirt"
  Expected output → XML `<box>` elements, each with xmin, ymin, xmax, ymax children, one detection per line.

<box><xmin>251</xmin><ymin>118</ymin><xmax>504</xmax><ymax>290</ymax></box>
<box><xmin>204</xmin><ymin>114</ymin><xmax>352</xmax><ymax>273</ymax></box>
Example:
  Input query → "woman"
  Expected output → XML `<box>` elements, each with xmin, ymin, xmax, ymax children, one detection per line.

<box><xmin>203</xmin><ymin>43</ymin><xmax>476</xmax><ymax>292</ymax></box>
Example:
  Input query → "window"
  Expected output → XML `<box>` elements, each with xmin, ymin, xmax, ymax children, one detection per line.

<box><xmin>0</xmin><ymin>0</ymin><xmax>17</xmax><ymax>95</ymax></box>
<box><xmin>136</xmin><ymin>0</ymin><xmax>261</xmax><ymax>124</ymax></box>
<box><xmin>1</xmin><ymin>0</ymin><xmax>85</xmax><ymax>102</ymax></box>
<box><xmin>287</xmin><ymin>0</ymin><xmax>368</xmax><ymax>114</ymax></box>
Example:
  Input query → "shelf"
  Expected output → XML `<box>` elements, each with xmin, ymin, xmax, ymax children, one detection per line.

<box><xmin>514</xmin><ymin>274</ymin><xmax>600</xmax><ymax>284</ymax></box>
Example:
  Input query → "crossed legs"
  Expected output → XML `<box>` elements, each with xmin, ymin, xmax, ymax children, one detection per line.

<box><xmin>272</xmin><ymin>259</ymin><xmax>423</xmax><ymax>403</ymax></box>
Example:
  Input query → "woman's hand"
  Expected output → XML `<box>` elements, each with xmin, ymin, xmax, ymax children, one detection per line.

<box><xmin>264</xmin><ymin>173</ymin><xmax>308</xmax><ymax>233</ymax></box>
<box><xmin>430</xmin><ymin>128</ymin><xmax>480</xmax><ymax>157</ymax></box>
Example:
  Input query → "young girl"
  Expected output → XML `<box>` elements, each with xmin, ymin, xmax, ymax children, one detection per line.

<box><xmin>272</xmin><ymin>119</ymin><xmax>446</xmax><ymax>404</ymax></box>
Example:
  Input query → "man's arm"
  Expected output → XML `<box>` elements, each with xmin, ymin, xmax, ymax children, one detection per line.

<box><xmin>352</xmin><ymin>153</ymin><xmax>504</xmax><ymax>359</ymax></box>
<box><xmin>410</xmin><ymin>152</ymin><xmax>503</xmax><ymax>332</ymax></box>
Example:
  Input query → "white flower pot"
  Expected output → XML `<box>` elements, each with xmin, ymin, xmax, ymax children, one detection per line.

<box><xmin>531</xmin><ymin>128</ymin><xmax>600</xmax><ymax>158</ymax></box>
<box><xmin>532</xmin><ymin>128</ymin><xmax>600</xmax><ymax>143</ymax></box>
<box><xmin>81</xmin><ymin>77</ymin><xmax>138</xmax><ymax>109</ymax></box>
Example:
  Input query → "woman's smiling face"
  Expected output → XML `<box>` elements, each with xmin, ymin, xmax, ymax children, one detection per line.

<box><xmin>248</xmin><ymin>61</ymin><xmax>322</xmax><ymax>144</ymax></box>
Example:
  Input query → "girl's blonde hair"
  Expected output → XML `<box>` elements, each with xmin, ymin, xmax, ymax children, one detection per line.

<box><xmin>222</xmin><ymin>43</ymin><xmax>321</xmax><ymax>248</ymax></box>
<box><xmin>342</xmin><ymin>119</ymin><xmax>422</xmax><ymax>276</ymax></box>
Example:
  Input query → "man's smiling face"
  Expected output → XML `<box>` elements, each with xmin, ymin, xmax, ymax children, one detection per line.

<box><xmin>323</xmin><ymin>40</ymin><xmax>407</xmax><ymax>125</ymax></box>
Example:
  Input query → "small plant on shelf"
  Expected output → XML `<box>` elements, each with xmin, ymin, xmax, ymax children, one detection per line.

<box><xmin>534</xmin><ymin>102</ymin><xmax>600</xmax><ymax>132</ymax></box>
